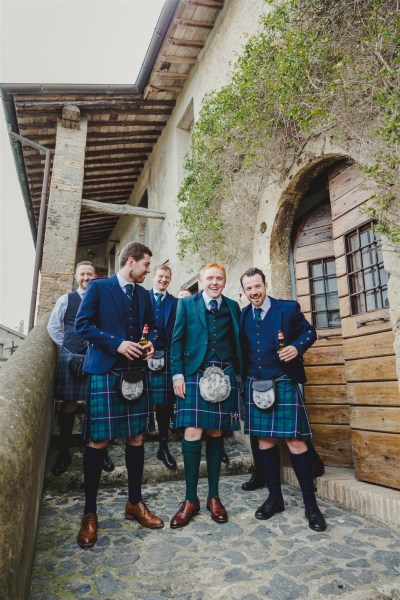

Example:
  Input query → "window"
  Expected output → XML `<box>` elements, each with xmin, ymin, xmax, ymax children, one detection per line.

<box><xmin>138</xmin><ymin>190</ymin><xmax>148</xmax><ymax>209</ymax></box>
<box><xmin>346</xmin><ymin>223</ymin><xmax>389</xmax><ymax>314</ymax></box>
<box><xmin>309</xmin><ymin>258</ymin><xmax>340</xmax><ymax>328</ymax></box>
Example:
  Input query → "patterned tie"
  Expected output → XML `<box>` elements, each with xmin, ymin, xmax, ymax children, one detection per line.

<box><xmin>254</xmin><ymin>307</ymin><xmax>262</xmax><ymax>324</ymax></box>
<box><xmin>125</xmin><ymin>283</ymin><xmax>133</xmax><ymax>302</ymax></box>
<box><xmin>209</xmin><ymin>299</ymin><xmax>219</xmax><ymax>314</ymax></box>
<box><xmin>155</xmin><ymin>292</ymin><xmax>163</xmax><ymax>307</ymax></box>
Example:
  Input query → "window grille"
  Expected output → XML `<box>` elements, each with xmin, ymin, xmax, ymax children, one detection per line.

<box><xmin>309</xmin><ymin>257</ymin><xmax>340</xmax><ymax>328</ymax></box>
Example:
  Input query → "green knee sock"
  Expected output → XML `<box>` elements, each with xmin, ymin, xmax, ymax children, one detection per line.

<box><xmin>182</xmin><ymin>439</ymin><xmax>202</xmax><ymax>502</ymax></box>
<box><xmin>206</xmin><ymin>436</ymin><xmax>223</xmax><ymax>498</ymax></box>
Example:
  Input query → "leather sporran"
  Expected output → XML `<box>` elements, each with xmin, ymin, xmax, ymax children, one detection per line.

<box><xmin>251</xmin><ymin>379</ymin><xmax>276</xmax><ymax>410</ymax></box>
<box><xmin>147</xmin><ymin>350</ymin><xmax>165</xmax><ymax>372</ymax></box>
<box><xmin>68</xmin><ymin>353</ymin><xmax>86</xmax><ymax>379</ymax></box>
<box><xmin>199</xmin><ymin>365</ymin><xmax>231</xmax><ymax>404</ymax></box>
<box><xmin>119</xmin><ymin>368</ymin><xmax>144</xmax><ymax>401</ymax></box>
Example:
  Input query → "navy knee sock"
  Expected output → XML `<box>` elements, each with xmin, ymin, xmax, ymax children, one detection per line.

<box><xmin>206</xmin><ymin>436</ymin><xmax>223</xmax><ymax>498</ymax></box>
<box><xmin>290</xmin><ymin>449</ymin><xmax>317</xmax><ymax>509</ymax></box>
<box><xmin>125</xmin><ymin>444</ymin><xmax>145</xmax><ymax>504</ymax></box>
<box><xmin>182</xmin><ymin>439</ymin><xmax>202</xmax><ymax>502</ymax></box>
<box><xmin>83</xmin><ymin>446</ymin><xmax>106</xmax><ymax>515</ymax></box>
<box><xmin>258</xmin><ymin>445</ymin><xmax>282</xmax><ymax>501</ymax></box>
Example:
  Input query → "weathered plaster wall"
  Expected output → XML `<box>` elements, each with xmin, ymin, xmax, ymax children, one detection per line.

<box><xmin>0</xmin><ymin>328</ymin><xmax>25</xmax><ymax>360</ymax></box>
<box><xmin>0</xmin><ymin>314</ymin><xmax>57</xmax><ymax>600</ymax></box>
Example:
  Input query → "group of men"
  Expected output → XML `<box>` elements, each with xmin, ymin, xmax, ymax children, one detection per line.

<box><xmin>48</xmin><ymin>241</ymin><xmax>326</xmax><ymax>550</ymax></box>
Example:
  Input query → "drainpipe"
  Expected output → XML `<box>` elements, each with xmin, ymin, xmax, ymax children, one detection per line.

<box><xmin>7</xmin><ymin>129</ymin><xmax>52</xmax><ymax>332</ymax></box>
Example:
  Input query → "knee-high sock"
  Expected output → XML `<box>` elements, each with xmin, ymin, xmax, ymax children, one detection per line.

<box><xmin>155</xmin><ymin>404</ymin><xmax>170</xmax><ymax>443</ymax></box>
<box><xmin>83</xmin><ymin>446</ymin><xmax>106</xmax><ymax>515</ymax></box>
<box><xmin>290</xmin><ymin>449</ymin><xmax>317</xmax><ymax>509</ymax></box>
<box><xmin>206</xmin><ymin>436</ymin><xmax>223</xmax><ymax>498</ymax></box>
<box><xmin>182</xmin><ymin>439</ymin><xmax>202</xmax><ymax>502</ymax></box>
<box><xmin>258</xmin><ymin>445</ymin><xmax>282</xmax><ymax>500</ymax></box>
<box><xmin>59</xmin><ymin>411</ymin><xmax>76</xmax><ymax>454</ymax></box>
<box><xmin>125</xmin><ymin>444</ymin><xmax>145</xmax><ymax>504</ymax></box>
<box><xmin>250</xmin><ymin>435</ymin><xmax>263</xmax><ymax>477</ymax></box>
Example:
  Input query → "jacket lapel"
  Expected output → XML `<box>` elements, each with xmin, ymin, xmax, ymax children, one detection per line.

<box><xmin>109</xmin><ymin>274</ymin><xmax>126</xmax><ymax>326</ymax></box>
<box><xmin>194</xmin><ymin>291</ymin><xmax>207</xmax><ymax>330</ymax></box>
<box><xmin>165</xmin><ymin>292</ymin><xmax>173</xmax><ymax>328</ymax></box>
<box><xmin>269</xmin><ymin>296</ymin><xmax>283</xmax><ymax>351</ymax></box>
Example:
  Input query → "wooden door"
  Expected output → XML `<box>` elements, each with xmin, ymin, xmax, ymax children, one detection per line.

<box><xmin>328</xmin><ymin>162</ymin><xmax>400</xmax><ymax>489</ymax></box>
<box><xmin>294</xmin><ymin>201</ymin><xmax>352</xmax><ymax>467</ymax></box>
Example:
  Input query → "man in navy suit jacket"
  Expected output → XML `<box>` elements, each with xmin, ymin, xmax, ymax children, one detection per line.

<box><xmin>147</xmin><ymin>264</ymin><xmax>178</xmax><ymax>470</ymax></box>
<box><xmin>240</xmin><ymin>267</ymin><xmax>326</xmax><ymax>532</ymax></box>
<box><xmin>74</xmin><ymin>242</ymin><xmax>164</xmax><ymax>548</ymax></box>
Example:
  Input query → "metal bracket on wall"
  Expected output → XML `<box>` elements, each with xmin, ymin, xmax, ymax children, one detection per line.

<box><xmin>317</xmin><ymin>333</ymin><xmax>343</xmax><ymax>340</ymax></box>
<box><xmin>356</xmin><ymin>316</ymin><xmax>390</xmax><ymax>328</ymax></box>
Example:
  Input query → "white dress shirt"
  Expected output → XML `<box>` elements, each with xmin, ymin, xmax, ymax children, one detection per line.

<box><xmin>116</xmin><ymin>272</ymin><xmax>135</xmax><ymax>293</ymax></box>
<box><xmin>252</xmin><ymin>296</ymin><xmax>271</xmax><ymax>320</ymax></box>
<box><xmin>202</xmin><ymin>290</ymin><xmax>222</xmax><ymax>311</ymax></box>
<box><xmin>47</xmin><ymin>287</ymin><xmax>85</xmax><ymax>348</ymax></box>
<box><xmin>153</xmin><ymin>288</ymin><xmax>166</xmax><ymax>301</ymax></box>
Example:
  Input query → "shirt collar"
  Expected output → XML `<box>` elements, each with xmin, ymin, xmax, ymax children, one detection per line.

<box><xmin>77</xmin><ymin>287</ymin><xmax>85</xmax><ymax>297</ymax></box>
<box><xmin>153</xmin><ymin>288</ymin><xmax>166</xmax><ymax>298</ymax></box>
<box><xmin>117</xmin><ymin>271</ymin><xmax>135</xmax><ymax>290</ymax></box>
<box><xmin>252</xmin><ymin>295</ymin><xmax>271</xmax><ymax>316</ymax></box>
<box><xmin>202</xmin><ymin>290</ymin><xmax>222</xmax><ymax>307</ymax></box>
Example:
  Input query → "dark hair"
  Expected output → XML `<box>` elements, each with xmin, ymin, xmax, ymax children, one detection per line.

<box><xmin>76</xmin><ymin>261</ymin><xmax>95</xmax><ymax>273</ymax></box>
<box><xmin>119</xmin><ymin>242</ymin><xmax>152</xmax><ymax>267</ymax></box>
<box><xmin>240</xmin><ymin>267</ymin><xmax>266</xmax><ymax>287</ymax></box>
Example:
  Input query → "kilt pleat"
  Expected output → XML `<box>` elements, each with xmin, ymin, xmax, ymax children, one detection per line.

<box><xmin>84</xmin><ymin>369</ymin><xmax>155</xmax><ymax>442</ymax></box>
<box><xmin>56</xmin><ymin>347</ymin><xmax>89</xmax><ymax>402</ymax></box>
<box><xmin>175</xmin><ymin>361</ymin><xmax>240</xmax><ymax>431</ymax></box>
<box><xmin>147</xmin><ymin>350</ymin><xmax>175</xmax><ymax>406</ymax></box>
<box><xmin>244</xmin><ymin>374</ymin><xmax>312</xmax><ymax>439</ymax></box>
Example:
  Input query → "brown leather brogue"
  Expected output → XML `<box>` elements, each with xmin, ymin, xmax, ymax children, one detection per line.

<box><xmin>77</xmin><ymin>512</ymin><xmax>98</xmax><ymax>548</ymax></box>
<box><xmin>125</xmin><ymin>500</ymin><xmax>164</xmax><ymax>529</ymax></box>
<box><xmin>206</xmin><ymin>496</ymin><xmax>228</xmax><ymax>523</ymax></box>
<box><xmin>170</xmin><ymin>498</ymin><xmax>200</xmax><ymax>529</ymax></box>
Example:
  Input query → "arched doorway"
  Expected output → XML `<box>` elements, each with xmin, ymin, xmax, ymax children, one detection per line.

<box><xmin>270</xmin><ymin>157</ymin><xmax>400</xmax><ymax>489</ymax></box>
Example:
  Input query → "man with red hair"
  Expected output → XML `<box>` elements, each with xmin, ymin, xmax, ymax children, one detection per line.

<box><xmin>170</xmin><ymin>263</ymin><xmax>242</xmax><ymax>528</ymax></box>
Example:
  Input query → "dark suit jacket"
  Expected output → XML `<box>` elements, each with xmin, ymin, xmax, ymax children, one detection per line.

<box><xmin>75</xmin><ymin>274</ymin><xmax>155</xmax><ymax>374</ymax></box>
<box><xmin>147</xmin><ymin>289</ymin><xmax>178</xmax><ymax>347</ymax></box>
<box><xmin>240</xmin><ymin>296</ymin><xmax>317</xmax><ymax>383</ymax></box>
<box><xmin>170</xmin><ymin>291</ymin><xmax>242</xmax><ymax>377</ymax></box>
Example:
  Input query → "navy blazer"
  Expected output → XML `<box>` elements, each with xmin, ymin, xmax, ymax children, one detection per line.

<box><xmin>170</xmin><ymin>291</ymin><xmax>242</xmax><ymax>377</ymax></box>
<box><xmin>240</xmin><ymin>296</ymin><xmax>317</xmax><ymax>384</ymax></box>
<box><xmin>147</xmin><ymin>289</ymin><xmax>178</xmax><ymax>347</ymax></box>
<box><xmin>75</xmin><ymin>274</ymin><xmax>155</xmax><ymax>375</ymax></box>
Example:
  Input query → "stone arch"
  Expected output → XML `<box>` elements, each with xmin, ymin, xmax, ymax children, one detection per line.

<box><xmin>269</xmin><ymin>153</ymin><xmax>350</xmax><ymax>298</ymax></box>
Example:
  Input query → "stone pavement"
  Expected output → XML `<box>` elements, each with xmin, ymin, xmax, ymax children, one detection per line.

<box><xmin>30</xmin><ymin>474</ymin><xmax>400</xmax><ymax>600</ymax></box>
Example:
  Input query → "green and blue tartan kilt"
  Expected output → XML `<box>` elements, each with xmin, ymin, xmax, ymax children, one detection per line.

<box><xmin>56</xmin><ymin>347</ymin><xmax>89</xmax><ymax>402</ymax></box>
<box><xmin>244</xmin><ymin>374</ymin><xmax>312</xmax><ymax>439</ymax></box>
<box><xmin>147</xmin><ymin>350</ymin><xmax>175</xmax><ymax>407</ymax></box>
<box><xmin>83</xmin><ymin>368</ymin><xmax>155</xmax><ymax>442</ymax></box>
<box><xmin>175</xmin><ymin>361</ymin><xmax>240</xmax><ymax>431</ymax></box>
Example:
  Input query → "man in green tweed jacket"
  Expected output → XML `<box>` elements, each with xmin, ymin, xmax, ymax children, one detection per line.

<box><xmin>170</xmin><ymin>263</ymin><xmax>242</xmax><ymax>528</ymax></box>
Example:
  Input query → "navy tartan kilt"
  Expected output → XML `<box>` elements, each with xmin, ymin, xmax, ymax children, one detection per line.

<box><xmin>83</xmin><ymin>368</ymin><xmax>155</xmax><ymax>442</ymax></box>
<box><xmin>147</xmin><ymin>350</ymin><xmax>175</xmax><ymax>407</ymax></box>
<box><xmin>175</xmin><ymin>361</ymin><xmax>240</xmax><ymax>431</ymax></box>
<box><xmin>56</xmin><ymin>347</ymin><xmax>89</xmax><ymax>402</ymax></box>
<box><xmin>244</xmin><ymin>374</ymin><xmax>312</xmax><ymax>439</ymax></box>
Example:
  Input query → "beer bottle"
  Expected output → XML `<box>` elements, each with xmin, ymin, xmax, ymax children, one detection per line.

<box><xmin>277</xmin><ymin>330</ymin><xmax>287</xmax><ymax>359</ymax></box>
<box><xmin>139</xmin><ymin>324</ymin><xmax>149</xmax><ymax>354</ymax></box>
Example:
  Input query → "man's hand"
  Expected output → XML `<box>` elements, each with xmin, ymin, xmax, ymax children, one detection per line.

<box><xmin>278</xmin><ymin>345</ymin><xmax>298</xmax><ymax>362</ymax></box>
<box><xmin>141</xmin><ymin>341</ymin><xmax>154</xmax><ymax>360</ymax></box>
<box><xmin>117</xmin><ymin>340</ymin><xmax>146</xmax><ymax>360</ymax></box>
<box><xmin>173</xmin><ymin>378</ymin><xmax>186</xmax><ymax>399</ymax></box>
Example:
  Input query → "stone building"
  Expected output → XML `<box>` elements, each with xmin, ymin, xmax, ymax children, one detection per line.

<box><xmin>0</xmin><ymin>323</ymin><xmax>25</xmax><ymax>365</ymax></box>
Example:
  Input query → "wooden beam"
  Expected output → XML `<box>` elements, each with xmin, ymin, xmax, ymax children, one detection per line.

<box><xmin>170</xmin><ymin>39</ymin><xmax>205</xmax><ymax>48</ymax></box>
<box><xmin>188</xmin><ymin>0</ymin><xmax>223</xmax><ymax>8</ymax></box>
<box><xmin>81</xmin><ymin>199</ymin><xmax>165</xmax><ymax>219</ymax></box>
<box><xmin>61</xmin><ymin>105</ymin><xmax>81</xmax><ymax>129</ymax></box>
<box><xmin>176</xmin><ymin>19</ymin><xmax>215</xmax><ymax>29</ymax></box>
<box><xmin>161</xmin><ymin>54</ymin><xmax>197</xmax><ymax>64</ymax></box>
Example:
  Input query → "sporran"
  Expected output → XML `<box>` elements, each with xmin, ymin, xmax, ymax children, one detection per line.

<box><xmin>251</xmin><ymin>379</ymin><xmax>276</xmax><ymax>410</ymax></box>
<box><xmin>199</xmin><ymin>365</ymin><xmax>231</xmax><ymax>404</ymax></box>
<box><xmin>147</xmin><ymin>350</ymin><xmax>165</xmax><ymax>372</ymax></box>
<box><xmin>119</xmin><ymin>368</ymin><xmax>144</xmax><ymax>401</ymax></box>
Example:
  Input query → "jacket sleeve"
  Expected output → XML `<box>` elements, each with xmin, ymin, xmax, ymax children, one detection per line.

<box><xmin>75</xmin><ymin>281</ymin><xmax>123</xmax><ymax>354</ymax></box>
<box><xmin>289</xmin><ymin>302</ymin><xmax>317</xmax><ymax>356</ymax></box>
<box><xmin>170</xmin><ymin>298</ymin><xmax>187</xmax><ymax>376</ymax></box>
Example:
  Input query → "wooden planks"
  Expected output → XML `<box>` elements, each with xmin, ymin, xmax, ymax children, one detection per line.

<box><xmin>312</xmin><ymin>425</ymin><xmax>353</xmax><ymax>467</ymax></box>
<box><xmin>349</xmin><ymin>407</ymin><xmax>400</xmax><ymax>434</ymax></box>
<box><xmin>347</xmin><ymin>381</ymin><xmax>400</xmax><ymax>406</ymax></box>
<box><xmin>345</xmin><ymin>356</ymin><xmax>397</xmax><ymax>382</ymax></box>
<box><xmin>352</xmin><ymin>430</ymin><xmax>400</xmax><ymax>489</ymax></box>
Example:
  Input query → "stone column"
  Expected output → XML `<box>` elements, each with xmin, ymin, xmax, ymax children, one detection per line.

<box><xmin>38</xmin><ymin>108</ymin><xmax>87</xmax><ymax>315</ymax></box>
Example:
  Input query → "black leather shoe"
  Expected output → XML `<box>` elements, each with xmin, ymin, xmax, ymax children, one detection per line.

<box><xmin>242</xmin><ymin>472</ymin><xmax>265</xmax><ymax>491</ymax></box>
<box><xmin>255</xmin><ymin>497</ymin><xmax>285</xmax><ymax>520</ymax></box>
<box><xmin>52</xmin><ymin>450</ymin><xmax>71</xmax><ymax>476</ymax></box>
<box><xmin>221</xmin><ymin>450</ymin><xmax>229</xmax><ymax>465</ymax></box>
<box><xmin>102</xmin><ymin>451</ymin><xmax>115</xmax><ymax>472</ymax></box>
<box><xmin>305</xmin><ymin>506</ymin><xmax>327</xmax><ymax>532</ymax></box>
<box><xmin>157</xmin><ymin>444</ymin><xmax>177</xmax><ymax>470</ymax></box>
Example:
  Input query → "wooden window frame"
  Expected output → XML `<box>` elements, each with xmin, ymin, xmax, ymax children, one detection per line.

<box><xmin>308</xmin><ymin>257</ymin><xmax>340</xmax><ymax>329</ymax></box>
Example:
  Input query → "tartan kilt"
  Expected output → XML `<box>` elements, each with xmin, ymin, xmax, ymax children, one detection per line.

<box><xmin>147</xmin><ymin>350</ymin><xmax>175</xmax><ymax>407</ymax></box>
<box><xmin>244</xmin><ymin>374</ymin><xmax>312</xmax><ymax>439</ymax></box>
<box><xmin>83</xmin><ymin>368</ymin><xmax>155</xmax><ymax>442</ymax></box>
<box><xmin>56</xmin><ymin>347</ymin><xmax>89</xmax><ymax>402</ymax></box>
<box><xmin>175</xmin><ymin>361</ymin><xmax>240</xmax><ymax>431</ymax></box>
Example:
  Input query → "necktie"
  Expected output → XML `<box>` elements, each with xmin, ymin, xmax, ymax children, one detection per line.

<box><xmin>155</xmin><ymin>292</ymin><xmax>163</xmax><ymax>307</ymax></box>
<box><xmin>254</xmin><ymin>307</ymin><xmax>262</xmax><ymax>324</ymax></box>
<box><xmin>125</xmin><ymin>284</ymin><xmax>133</xmax><ymax>302</ymax></box>
<box><xmin>209</xmin><ymin>299</ymin><xmax>219</xmax><ymax>314</ymax></box>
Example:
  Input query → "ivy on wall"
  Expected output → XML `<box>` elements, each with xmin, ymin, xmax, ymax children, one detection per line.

<box><xmin>176</xmin><ymin>0</ymin><xmax>400</xmax><ymax>261</ymax></box>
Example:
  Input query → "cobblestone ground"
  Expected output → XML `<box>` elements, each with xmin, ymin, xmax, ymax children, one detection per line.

<box><xmin>30</xmin><ymin>475</ymin><xmax>400</xmax><ymax>600</ymax></box>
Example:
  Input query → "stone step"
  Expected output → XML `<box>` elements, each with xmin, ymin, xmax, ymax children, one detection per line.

<box><xmin>45</xmin><ymin>435</ymin><xmax>253</xmax><ymax>493</ymax></box>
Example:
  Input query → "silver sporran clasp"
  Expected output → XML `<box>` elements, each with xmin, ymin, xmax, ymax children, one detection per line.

<box><xmin>199</xmin><ymin>365</ymin><xmax>231</xmax><ymax>403</ymax></box>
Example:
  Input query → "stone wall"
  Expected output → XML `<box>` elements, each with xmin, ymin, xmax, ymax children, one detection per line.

<box><xmin>0</xmin><ymin>314</ymin><xmax>57</xmax><ymax>600</ymax></box>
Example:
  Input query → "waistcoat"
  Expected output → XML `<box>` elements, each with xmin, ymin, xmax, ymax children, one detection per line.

<box><xmin>63</xmin><ymin>291</ymin><xmax>86</xmax><ymax>354</ymax></box>
<box><xmin>152</xmin><ymin>295</ymin><xmax>169</xmax><ymax>349</ymax></box>
<box><xmin>244</xmin><ymin>308</ymin><xmax>283</xmax><ymax>378</ymax></box>
<box><xmin>203</xmin><ymin>300</ymin><xmax>235</xmax><ymax>364</ymax></box>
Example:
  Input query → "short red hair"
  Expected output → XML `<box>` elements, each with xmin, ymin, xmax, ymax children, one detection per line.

<box><xmin>200</xmin><ymin>263</ymin><xmax>226</xmax><ymax>279</ymax></box>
